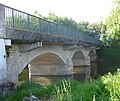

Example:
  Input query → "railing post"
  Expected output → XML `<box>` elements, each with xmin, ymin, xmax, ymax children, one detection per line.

<box><xmin>20</xmin><ymin>15</ymin><xmax>22</xmax><ymax>29</ymax></box>
<box><xmin>48</xmin><ymin>21</ymin><xmax>50</xmax><ymax>34</ymax></box>
<box><xmin>56</xmin><ymin>24</ymin><xmax>58</xmax><ymax>34</ymax></box>
<box><xmin>39</xmin><ymin>18</ymin><xmax>41</xmax><ymax>32</ymax></box>
<box><xmin>62</xmin><ymin>26</ymin><xmax>63</xmax><ymax>36</ymax></box>
<box><xmin>27</xmin><ymin>14</ymin><xmax>30</xmax><ymax>30</ymax></box>
<box><xmin>12</xmin><ymin>9</ymin><xmax>14</xmax><ymax>33</ymax></box>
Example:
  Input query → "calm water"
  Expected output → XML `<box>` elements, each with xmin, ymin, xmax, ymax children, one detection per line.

<box><xmin>19</xmin><ymin>61</ymin><xmax>120</xmax><ymax>84</ymax></box>
<box><xmin>31</xmin><ymin>66</ymin><xmax>90</xmax><ymax>84</ymax></box>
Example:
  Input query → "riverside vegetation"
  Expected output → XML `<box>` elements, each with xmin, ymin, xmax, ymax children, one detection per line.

<box><xmin>0</xmin><ymin>69</ymin><xmax>120</xmax><ymax>101</ymax></box>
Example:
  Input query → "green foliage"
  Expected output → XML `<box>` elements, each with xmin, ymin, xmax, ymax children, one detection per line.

<box><xmin>47</xmin><ymin>12</ymin><xmax>78</xmax><ymax>30</ymax></box>
<box><xmin>103</xmin><ymin>0</ymin><xmax>120</xmax><ymax>47</ymax></box>
<box><xmin>101</xmin><ymin>69</ymin><xmax>120</xmax><ymax>101</ymax></box>
<box><xmin>97</xmin><ymin>48</ymin><xmax>120</xmax><ymax>61</ymax></box>
<box><xmin>7</xmin><ymin>10</ymin><xmax>102</xmax><ymax>41</ymax></box>
<box><xmin>52</xmin><ymin>80</ymin><xmax>72</xmax><ymax>101</ymax></box>
<box><xmin>34</xmin><ymin>12</ymin><xmax>102</xmax><ymax>37</ymax></box>
<box><xmin>17</xmin><ymin>81</ymin><xmax>43</xmax><ymax>90</ymax></box>
<box><xmin>3</xmin><ymin>81</ymin><xmax>51</xmax><ymax>101</ymax></box>
<box><xmin>4</xmin><ymin>76</ymin><xmax>120</xmax><ymax>101</ymax></box>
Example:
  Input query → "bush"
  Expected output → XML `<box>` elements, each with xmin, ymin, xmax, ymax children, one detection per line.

<box><xmin>97</xmin><ymin>48</ymin><xmax>120</xmax><ymax>61</ymax></box>
<box><xmin>101</xmin><ymin>69</ymin><xmax>120</xmax><ymax>101</ymax></box>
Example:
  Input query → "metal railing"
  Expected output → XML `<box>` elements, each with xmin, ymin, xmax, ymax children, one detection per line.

<box><xmin>1</xmin><ymin>3</ymin><xmax>101</xmax><ymax>45</ymax></box>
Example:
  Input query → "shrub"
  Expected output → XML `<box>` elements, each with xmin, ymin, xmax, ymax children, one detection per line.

<box><xmin>101</xmin><ymin>69</ymin><xmax>120</xmax><ymax>101</ymax></box>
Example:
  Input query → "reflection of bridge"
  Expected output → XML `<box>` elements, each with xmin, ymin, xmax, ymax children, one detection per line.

<box><xmin>0</xmin><ymin>4</ymin><xmax>101</xmax><ymax>84</ymax></box>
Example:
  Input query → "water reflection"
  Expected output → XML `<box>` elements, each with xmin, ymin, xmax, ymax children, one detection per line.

<box><xmin>19</xmin><ymin>61</ymin><xmax>120</xmax><ymax>84</ymax></box>
<box><xmin>31</xmin><ymin>75</ymin><xmax>72</xmax><ymax>84</ymax></box>
<box><xmin>30</xmin><ymin>66</ymin><xmax>91</xmax><ymax>84</ymax></box>
<box><xmin>90</xmin><ymin>61</ymin><xmax>120</xmax><ymax>78</ymax></box>
<box><xmin>97</xmin><ymin>61</ymin><xmax>120</xmax><ymax>75</ymax></box>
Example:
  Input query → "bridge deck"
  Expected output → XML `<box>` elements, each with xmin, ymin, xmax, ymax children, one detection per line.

<box><xmin>1</xmin><ymin>3</ymin><xmax>101</xmax><ymax>45</ymax></box>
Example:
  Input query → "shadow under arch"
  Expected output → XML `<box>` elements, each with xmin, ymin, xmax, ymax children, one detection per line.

<box><xmin>72</xmin><ymin>50</ymin><xmax>85</xmax><ymax>66</ymax></box>
<box><xmin>72</xmin><ymin>50</ymin><xmax>87</xmax><ymax>81</ymax></box>
<box><xmin>89</xmin><ymin>50</ymin><xmax>95</xmax><ymax>62</ymax></box>
<box><xmin>18</xmin><ymin>50</ymin><xmax>66</xmax><ymax>75</ymax></box>
<box><xmin>28</xmin><ymin>52</ymin><xmax>66</xmax><ymax>83</ymax></box>
<box><xmin>30</xmin><ymin>52</ymin><xmax>65</xmax><ymax>65</ymax></box>
<box><xmin>89</xmin><ymin>50</ymin><xmax>98</xmax><ymax>78</ymax></box>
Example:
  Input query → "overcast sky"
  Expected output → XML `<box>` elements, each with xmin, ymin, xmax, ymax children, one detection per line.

<box><xmin>0</xmin><ymin>0</ymin><xmax>113</xmax><ymax>23</ymax></box>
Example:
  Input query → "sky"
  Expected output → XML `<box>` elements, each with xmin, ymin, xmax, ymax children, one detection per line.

<box><xmin>0</xmin><ymin>0</ymin><xmax>113</xmax><ymax>23</ymax></box>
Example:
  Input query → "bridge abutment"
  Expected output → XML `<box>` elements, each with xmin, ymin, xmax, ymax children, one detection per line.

<box><xmin>0</xmin><ymin>5</ymin><xmax>11</xmax><ymax>84</ymax></box>
<box><xmin>0</xmin><ymin>4</ymin><xmax>6</xmax><ymax>38</ymax></box>
<box><xmin>0</xmin><ymin>39</ymin><xmax>7</xmax><ymax>83</ymax></box>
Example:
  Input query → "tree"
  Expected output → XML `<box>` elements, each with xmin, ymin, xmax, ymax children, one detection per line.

<box><xmin>103</xmin><ymin>0</ymin><xmax>120</xmax><ymax>47</ymax></box>
<box><xmin>47</xmin><ymin>12</ymin><xmax>78</xmax><ymax>30</ymax></box>
<box><xmin>47</xmin><ymin>12</ymin><xmax>102</xmax><ymax>37</ymax></box>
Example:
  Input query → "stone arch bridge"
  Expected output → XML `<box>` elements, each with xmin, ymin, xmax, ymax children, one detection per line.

<box><xmin>0</xmin><ymin>4</ymin><xmax>101</xmax><ymax>84</ymax></box>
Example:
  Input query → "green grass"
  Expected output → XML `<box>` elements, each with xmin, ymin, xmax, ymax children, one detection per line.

<box><xmin>1</xmin><ymin>70</ymin><xmax>120</xmax><ymax>101</ymax></box>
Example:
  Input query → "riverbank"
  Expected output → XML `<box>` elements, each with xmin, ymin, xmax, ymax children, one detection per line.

<box><xmin>1</xmin><ymin>69</ymin><xmax>120</xmax><ymax>101</ymax></box>
<box><xmin>95</xmin><ymin>47</ymin><xmax>120</xmax><ymax>75</ymax></box>
<box><xmin>97</xmin><ymin>47</ymin><xmax>120</xmax><ymax>61</ymax></box>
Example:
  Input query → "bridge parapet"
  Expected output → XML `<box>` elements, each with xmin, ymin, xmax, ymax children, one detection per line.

<box><xmin>0</xmin><ymin>3</ymin><xmax>101</xmax><ymax>45</ymax></box>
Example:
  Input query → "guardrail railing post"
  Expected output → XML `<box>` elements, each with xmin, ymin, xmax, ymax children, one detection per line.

<box><xmin>27</xmin><ymin>14</ymin><xmax>30</xmax><ymax>31</ymax></box>
<box><xmin>48</xmin><ymin>21</ymin><xmax>50</xmax><ymax>34</ymax></box>
<box><xmin>12</xmin><ymin>9</ymin><xmax>14</xmax><ymax>33</ymax></box>
<box><xmin>39</xmin><ymin>18</ymin><xmax>41</xmax><ymax>33</ymax></box>
<box><xmin>56</xmin><ymin>24</ymin><xmax>57</xmax><ymax>35</ymax></box>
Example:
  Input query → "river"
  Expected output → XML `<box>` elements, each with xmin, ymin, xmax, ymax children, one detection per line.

<box><xmin>19</xmin><ymin>61</ymin><xmax>120</xmax><ymax>84</ymax></box>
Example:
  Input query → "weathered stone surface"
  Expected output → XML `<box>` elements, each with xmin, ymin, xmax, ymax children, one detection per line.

<box><xmin>0</xmin><ymin>39</ymin><xmax>7</xmax><ymax>83</ymax></box>
<box><xmin>6</xmin><ymin>43</ymin><xmax>97</xmax><ymax>84</ymax></box>
<box><xmin>6</xmin><ymin>27</ymin><xmax>101</xmax><ymax>48</ymax></box>
<box><xmin>0</xmin><ymin>82</ymin><xmax>15</xmax><ymax>96</ymax></box>
<box><xmin>0</xmin><ymin>5</ymin><xmax>6</xmax><ymax>38</ymax></box>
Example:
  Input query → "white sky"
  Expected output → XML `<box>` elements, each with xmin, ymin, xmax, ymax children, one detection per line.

<box><xmin>0</xmin><ymin>0</ymin><xmax>113</xmax><ymax>23</ymax></box>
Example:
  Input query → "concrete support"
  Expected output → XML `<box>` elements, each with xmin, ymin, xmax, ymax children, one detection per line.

<box><xmin>6</xmin><ymin>45</ymin><xmax>18</xmax><ymax>84</ymax></box>
<box><xmin>0</xmin><ymin>4</ymin><xmax>6</xmax><ymax>38</ymax></box>
<box><xmin>65</xmin><ymin>58</ymin><xmax>73</xmax><ymax>75</ymax></box>
<box><xmin>0</xmin><ymin>5</ymin><xmax>8</xmax><ymax>84</ymax></box>
<box><xmin>0</xmin><ymin>39</ymin><xmax>7</xmax><ymax>83</ymax></box>
<box><xmin>28</xmin><ymin>64</ymin><xmax>31</xmax><ymax>81</ymax></box>
<box><xmin>84</xmin><ymin>66</ymin><xmax>91</xmax><ymax>81</ymax></box>
<box><xmin>19</xmin><ymin>42</ymin><xmax>42</xmax><ymax>52</ymax></box>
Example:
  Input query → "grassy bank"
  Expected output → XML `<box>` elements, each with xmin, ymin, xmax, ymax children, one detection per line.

<box><xmin>97</xmin><ymin>47</ymin><xmax>120</xmax><ymax>61</ymax></box>
<box><xmin>1</xmin><ymin>69</ymin><xmax>120</xmax><ymax>101</ymax></box>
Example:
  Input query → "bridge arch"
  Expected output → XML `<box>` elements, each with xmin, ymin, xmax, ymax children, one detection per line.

<box><xmin>29</xmin><ymin>52</ymin><xmax>66</xmax><ymax>76</ymax></box>
<box><xmin>7</xmin><ymin>45</ymin><xmax>73</xmax><ymax>84</ymax></box>
<box><xmin>88</xmin><ymin>50</ymin><xmax>98</xmax><ymax>78</ymax></box>
<box><xmin>88</xmin><ymin>50</ymin><xmax>96</xmax><ymax>62</ymax></box>
<box><xmin>72</xmin><ymin>50</ymin><xmax>85</xmax><ymax>66</ymax></box>
<box><xmin>71</xmin><ymin>50</ymin><xmax>91</xmax><ymax>81</ymax></box>
<box><xmin>18</xmin><ymin>51</ymin><xmax>66</xmax><ymax>75</ymax></box>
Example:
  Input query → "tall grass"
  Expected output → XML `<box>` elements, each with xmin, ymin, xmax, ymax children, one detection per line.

<box><xmin>2</xmin><ymin>70</ymin><xmax>120</xmax><ymax>101</ymax></box>
<box><xmin>52</xmin><ymin>80</ymin><xmax>72</xmax><ymax>101</ymax></box>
